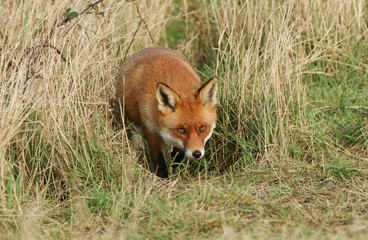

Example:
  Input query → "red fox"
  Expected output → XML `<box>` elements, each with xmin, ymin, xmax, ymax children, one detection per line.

<box><xmin>115</xmin><ymin>47</ymin><xmax>217</xmax><ymax>178</ymax></box>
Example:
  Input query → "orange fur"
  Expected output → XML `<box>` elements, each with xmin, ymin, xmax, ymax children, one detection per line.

<box><xmin>115</xmin><ymin>47</ymin><xmax>217</xmax><ymax>178</ymax></box>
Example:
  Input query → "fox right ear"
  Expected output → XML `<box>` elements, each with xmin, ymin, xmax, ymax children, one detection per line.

<box><xmin>198</xmin><ymin>77</ymin><xmax>217</xmax><ymax>107</ymax></box>
<box><xmin>156</xmin><ymin>82</ymin><xmax>179</xmax><ymax>114</ymax></box>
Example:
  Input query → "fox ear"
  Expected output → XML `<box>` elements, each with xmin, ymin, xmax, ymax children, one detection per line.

<box><xmin>198</xmin><ymin>77</ymin><xmax>217</xmax><ymax>107</ymax></box>
<box><xmin>156</xmin><ymin>82</ymin><xmax>179</xmax><ymax>114</ymax></box>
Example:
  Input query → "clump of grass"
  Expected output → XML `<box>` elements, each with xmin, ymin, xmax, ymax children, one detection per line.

<box><xmin>1</xmin><ymin>0</ymin><xmax>368</xmax><ymax>239</ymax></box>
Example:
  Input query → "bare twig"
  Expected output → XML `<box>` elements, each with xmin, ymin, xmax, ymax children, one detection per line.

<box><xmin>57</xmin><ymin>0</ymin><xmax>104</xmax><ymax>28</ymax></box>
<box><xmin>133</xmin><ymin>2</ymin><xmax>155</xmax><ymax>45</ymax></box>
<box><xmin>24</xmin><ymin>43</ymin><xmax>64</xmax><ymax>93</ymax></box>
<box><xmin>124</xmin><ymin>20</ymin><xmax>142</xmax><ymax>61</ymax></box>
<box><xmin>24</xmin><ymin>0</ymin><xmax>105</xmax><ymax>93</ymax></box>
<box><xmin>123</xmin><ymin>1</ymin><xmax>155</xmax><ymax>61</ymax></box>
<box><xmin>80</xmin><ymin>0</ymin><xmax>104</xmax><ymax>15</ymax></box>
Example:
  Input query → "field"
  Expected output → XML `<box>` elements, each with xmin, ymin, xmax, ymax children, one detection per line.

<box><xmin>1</xmin><ymin>0</ymin><xmax>368</xmax><ymax>239</ymax></box>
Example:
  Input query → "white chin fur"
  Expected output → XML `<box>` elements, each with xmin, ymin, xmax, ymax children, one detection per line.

<box><xmin>185</xmin><ymin>149</ymin><xmax>205</xmax><ymax>159</ymax></box>
<box><xmin>159</xmin><ymin>128</ymin><xmax>184</xmax><ymax>149</ymax></box>
<box><xmin>160</xmin><ymin>123</ymin><xmax>215</xmax><ymax>159</ymax></box>
<box><xmin>204</xmin><ymin>123</ymin><xmax>216</xmax><ymax>145</ymax></box>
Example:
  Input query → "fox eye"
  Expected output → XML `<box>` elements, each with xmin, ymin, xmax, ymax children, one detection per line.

<box><xmin>199</xmin><ymin>126</ymin><xmax>207</xmax><ymax>133</ymax></box>
<box><xmin>177</xmin><ymin>128</ymin><xmax>186</xmax><ymax>134</ymax></box>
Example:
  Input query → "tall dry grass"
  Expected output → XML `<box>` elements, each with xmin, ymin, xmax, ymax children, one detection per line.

<box><xmin>1</xmin><ymin>0</ymin><xmax>173</xmax><ymax>237</ymax></box>
<box><xmin>204</xmin><ymin>0</ymin><xmax>368</xmax><ymax>166</ymax></box>
<box><xmin>1</xmin><ymin>0</ymin><xmax>368</xmax><ymax>238</ymax></box>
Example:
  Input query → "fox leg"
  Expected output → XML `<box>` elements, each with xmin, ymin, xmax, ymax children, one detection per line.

<box><xmin>143</xmin><ymin>127</ymin><xmax>168</xmax><ymax>178</ymax></box>
<box><xmin>171</xmin><ymin>147</ymin><xmax>185</xmax><ymax>172</ymax></box>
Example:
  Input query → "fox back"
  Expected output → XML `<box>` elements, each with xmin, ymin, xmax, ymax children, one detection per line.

<box><xmin>115</xmin><ymin>47</ymin><xmax>217</xmax><ymax>178</ymax></box>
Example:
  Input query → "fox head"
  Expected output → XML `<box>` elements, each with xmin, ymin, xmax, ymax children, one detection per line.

<box><xmin>156</xmin><ymin>77</ymin><xmax>217</xmax><ymax>160</ymax></box>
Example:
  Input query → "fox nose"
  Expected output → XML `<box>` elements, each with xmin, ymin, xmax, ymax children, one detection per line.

<box><xmin>192</xmin><ymin>150</ymin><xmax>202</xmax><ymax>159</ymax></box>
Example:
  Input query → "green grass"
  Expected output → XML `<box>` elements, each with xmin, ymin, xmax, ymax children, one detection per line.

<box><xmin>1</xmin><ymin>0</ymin><xmax>368</xmax><ymax>239</ymax></box>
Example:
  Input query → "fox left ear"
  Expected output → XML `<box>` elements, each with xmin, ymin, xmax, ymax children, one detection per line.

<box><xmin>156</xmin><ymin>82</ymin><xmax>180</xmax><ymax>114</ymax></box>
<box><xmin>198</xmin><ymin>77</ymin><xmax>217</xmax><ymax>107</ymax></box>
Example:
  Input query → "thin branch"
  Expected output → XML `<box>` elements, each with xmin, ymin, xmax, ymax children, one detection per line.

<box><xmin>124</xmin><ymin>20</ymin><xmax>142</xmax><ymax>61</ymax></box>
<box><xmin>24</xmin><ymin>0</ymin><xmax>105</xmax><ymax>94</ymax></box>
<box><xmin>123</xmin><ymin>1</ymin><xmax>155</xmax><ymax>61</ymax></box>
<box><xmin>57</xmin><ymin>0</ymin><xmax>104</xmax><ymax>28</ymax></box>
<box><xmin>24</xmin><ymin>43</ymin><xmax>64</xmax><ymax>93</ymax></box>
<box><xmin>133</xmin><ymin>2</ymin><xmax>155</xmax><ymax>45</ymax></box>
<box><xmin>80</xmin><ymin>0</ymin><xmax>104</xmax><ymax>15</ymax></box>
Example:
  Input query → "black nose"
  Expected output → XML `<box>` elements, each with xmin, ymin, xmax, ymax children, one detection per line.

<box><xmin>192</xmin><ymin>150</ymin><xmax>202</xmax><ymax>159</ymax></box>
